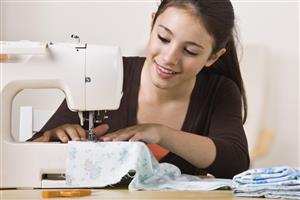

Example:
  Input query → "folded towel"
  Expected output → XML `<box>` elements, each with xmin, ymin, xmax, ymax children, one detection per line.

<box><xmin>233</xmin><ymin>166</ymin><xmax>300</xmax><ymax>199</ymax></box>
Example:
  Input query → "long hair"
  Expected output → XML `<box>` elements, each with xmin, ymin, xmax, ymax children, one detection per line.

<box><xmin>152</xmin><ymin>0</ymin><xmax>247</xmax><ymax>123</ymax></box>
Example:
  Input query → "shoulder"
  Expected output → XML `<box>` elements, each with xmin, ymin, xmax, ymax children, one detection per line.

<box><xmin>122</xmin><ymin>56</ymin><xmax>145</xmax><ymax>72</ymax></box>
<box><xmin>122</xmin><ymin>56</ymin><xmax>145</xmax><ymax>80</ymax></box>
<box><xmin>217</xmin><ymin>76</ymin><xmax>241</xmax><ymax>103</ymax></box>
<box><xmin>198</xmin><ymin>70</ymin><xmax>241</xmax><ymax>99</ymax></box>
<box><xmin>121</xmin><ymin>56</ymin><xmax>145</xmax><ymax>90</ymax></box>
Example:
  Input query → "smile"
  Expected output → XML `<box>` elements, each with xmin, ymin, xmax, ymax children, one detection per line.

<box><xmin>158</xmin><ymin>65</ymin><xmax>177</xmax><ymax>74</ymax></box>
<box><xmin>154</xmin><ymin>61</ymin><xmax>179</xmax><ymax>79</ymax></box>
<box><xmin>155</xmin><ymin>62</ymin><xmax>178</xmax><ymax>79</ymax></box>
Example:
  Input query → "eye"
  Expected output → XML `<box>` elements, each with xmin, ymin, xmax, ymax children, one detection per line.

<box><xmin>157</xmin><ymin>34</ymin><xmax>170</xmax><ymax>43</ymax></box>
<box><xmin>184</xmin><ymin>48</ymin><xmax>198</xmax><ymax>56</ymax></box>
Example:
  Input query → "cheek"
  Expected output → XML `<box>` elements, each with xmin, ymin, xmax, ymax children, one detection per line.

<box><xmin>146</xmin><ymin>35</ymin><xmax>161</xmax><ymax>57</ymax></box>
<box><xmin>182</xmin><ymin>59</ymin><xmax>206</xmax><ymax>75</ymax></box>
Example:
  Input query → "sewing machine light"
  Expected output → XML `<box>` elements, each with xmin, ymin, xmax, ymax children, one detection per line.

<box><xmin>0</xmin><ymin>41</ymin><xmax>47</xmax><ymax>55</ymax></box>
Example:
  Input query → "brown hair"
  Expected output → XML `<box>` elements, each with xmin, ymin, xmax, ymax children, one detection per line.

<box><xmin>152</xmin><ymin>0</ymin><xmax>247</xmax><ymax>123</ymax></box>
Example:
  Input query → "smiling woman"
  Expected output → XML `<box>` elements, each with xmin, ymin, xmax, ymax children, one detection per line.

<box><xmin>29</xmin><ymin>0</ymin><xmax>249</xmax><ymax>179</ymax></box>
<box><xmin>145</xmin><ymin>7</ymin><xmax>221</xmax><ymax>91</ymax></box>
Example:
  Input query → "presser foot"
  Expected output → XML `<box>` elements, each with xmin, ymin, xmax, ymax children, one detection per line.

<box><xmin>87</xmin><ymin>129</ymin><xmax>96</xmax><ymax>142</ymax></box>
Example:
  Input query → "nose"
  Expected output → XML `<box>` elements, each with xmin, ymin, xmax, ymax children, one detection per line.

<box><xmin>161</xmin><ymin>44</ymin><xmax>181</xmax><ymax>66</ymax></box>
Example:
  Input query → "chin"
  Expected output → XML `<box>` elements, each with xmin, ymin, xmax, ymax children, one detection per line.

<box><xmin>152</xmin><ymin>80</ymin><xmax>170</xmax><ymax>89</ymax></box>
<box><xmin>151</xmin><ymin>73</ymin><xmax>179</xmax><ymax>90</ymax></box>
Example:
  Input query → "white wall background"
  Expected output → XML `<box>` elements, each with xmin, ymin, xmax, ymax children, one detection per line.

<box><xmin>1</xmin><ymin>0</ymin><xmax>299</xmax><ymax>168</ymax></box>
<box><xmin>232</xmin><ymin>1</ymin><xmax>299</xmax><ymax>168</ymax></box>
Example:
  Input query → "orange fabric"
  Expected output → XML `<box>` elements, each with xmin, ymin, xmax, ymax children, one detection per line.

<box><xmin>147</xmin><ymin>144</ymin><xmax>169</xmax><ymax>160</ymax></box>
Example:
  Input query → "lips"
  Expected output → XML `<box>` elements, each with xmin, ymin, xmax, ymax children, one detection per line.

<box><xmin>158</xmin><ymin>65</ymin><xmax>176</xmax><ymax>74</ymax></box>
<box><xmin>154</xmin><ymin>61</ymin><xmax>179</xmax><ymax>79</ymax></box>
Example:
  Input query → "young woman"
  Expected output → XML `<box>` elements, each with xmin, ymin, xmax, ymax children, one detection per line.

<box><xmin>30</xmin><ymin>0</ymin><xmax>249</xmax><ymax>179</ymax></box>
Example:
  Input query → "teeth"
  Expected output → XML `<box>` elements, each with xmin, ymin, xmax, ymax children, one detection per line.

<box><xmin>158</xmin><ymin>65</ymin><xmax>176</xmax><ymax>74</ymax></box>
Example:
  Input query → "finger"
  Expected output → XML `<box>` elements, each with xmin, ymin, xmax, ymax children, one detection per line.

<box><xmin>100</xmin><ymin>132</ymin><xmax>119</xmax><ymax>141</ymax></box>
<box><xmin>74</xmin><ymin>125</ymin><xmax>87</xmax><ymax>140</ymax></box>
<box><xmin>101</xmin><ymin>127</ymin><xmax>135</xmax><ymax>141</ymax></box>
<box><xmin>64</xmin><ymin>126</ymin><xmax>81</xmax><ymax>141</ymax></box>
<box><xmin>41</xmin><ymin>131</ymin><xmax>51</xmax><ymax>142</ymax></box>
<box><xmin>56</xmin><ymin>129</ymin><xmax>69</xmax><ymax>143</ymax></box>
<box><xmin>129</xmin><ymin>132</ymin><xmax>143</xmax><ymax>142</ymax></box>
<box><xmin>113</xmin><ymin>132</ymin><xmax>135</xmax><ymax>141</ymax></box>
<box><xmin>94</xmin><ymin>124</ymin><xmax>109</xmax><ymax>137</ymax></box>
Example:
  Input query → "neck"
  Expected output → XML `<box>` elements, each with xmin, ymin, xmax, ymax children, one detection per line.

<box><xmin>139</xmin><ymin>61</ymin><xmax>196</xmax><ymax>103</ymax></box>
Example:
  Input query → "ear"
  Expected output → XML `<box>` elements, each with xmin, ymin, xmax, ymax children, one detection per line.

<box><xmin>150</xmin><ymin>12</ymin><xmax>156</xmax><ymax>29</ymax></box>
<box><xmin>152</xmin><ymin>12</ymin><xmax>156</xmax><ymax>20</ymax></box>
<box><xmin>205</xmin><ymin>48</ymin><xmax>226</xmax><ymax>67</ymax></box>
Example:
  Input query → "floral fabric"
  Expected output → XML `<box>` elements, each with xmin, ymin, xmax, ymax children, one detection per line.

<box><xmin>66</xmin><ymin>141</ymin><xmax>233</xmax><ymax>191</ymax></box>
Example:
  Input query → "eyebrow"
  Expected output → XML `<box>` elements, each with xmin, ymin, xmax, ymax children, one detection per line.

<box><xmin>158</xmin><ymin>24</ymin><xmax>204</xmax><ymax>49</ymax></box>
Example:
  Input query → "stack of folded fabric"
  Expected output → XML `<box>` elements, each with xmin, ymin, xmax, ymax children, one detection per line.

<box><xmin>233</xmin><ymin>166</ymin><xmax>300</xmax><ymax>199</ymax></box>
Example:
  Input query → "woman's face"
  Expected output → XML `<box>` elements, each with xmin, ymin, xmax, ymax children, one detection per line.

<box><xmin>145</xmin><ymin>6</ymin><xmax>222</xmax><ymax>90</ymax></box>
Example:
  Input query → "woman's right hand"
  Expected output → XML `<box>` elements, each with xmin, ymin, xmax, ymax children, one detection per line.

<box><xmin>34</xmin><ymin>124</ymin><xmax>87</xmax><ymax>143</ymax></box>
<box><xmin>34</xmin><ymin>124</ymin><xmax>110</xmax><ymax>143</ymax></box>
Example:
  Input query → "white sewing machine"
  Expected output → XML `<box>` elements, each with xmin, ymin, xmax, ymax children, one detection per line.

<box><xmin>0</xmin><ymin>40</ymin><xmax>123</xmax><ymax>188</ymax></box>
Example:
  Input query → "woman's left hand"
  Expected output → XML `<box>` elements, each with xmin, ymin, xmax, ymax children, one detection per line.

<box><xmin>99</xmin><ymin>124</ymin><xmax>167</xmax><ymax>144</ymax></box>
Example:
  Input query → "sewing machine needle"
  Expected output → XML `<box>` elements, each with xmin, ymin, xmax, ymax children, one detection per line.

<box><xmin>88</xmin><ymin>111</ymin><xmax>96</xmax><ymax>141</ymax></box>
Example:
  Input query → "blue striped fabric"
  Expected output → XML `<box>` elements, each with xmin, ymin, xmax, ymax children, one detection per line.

<box><xmin>233</xmin><ymin>166</ymin><xmax>300</xmax><ymax>199</ymax></box>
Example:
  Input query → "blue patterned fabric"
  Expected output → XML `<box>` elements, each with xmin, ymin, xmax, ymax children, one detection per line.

<box><xmin>233</xmin><ymin>166</ymin><xmax>300</xmax><ymax>199</ymax></box>
<box><xmin>65</xmin><ymin>141</ymin><xmax>233</xmax><ymax>191</ymax></box>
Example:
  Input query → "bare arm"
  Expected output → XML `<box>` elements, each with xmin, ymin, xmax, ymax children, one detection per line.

<box><xmin>159</xmin><ymin>127</ymin><xmax>216</xmax><ymax>169</ymax></box>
